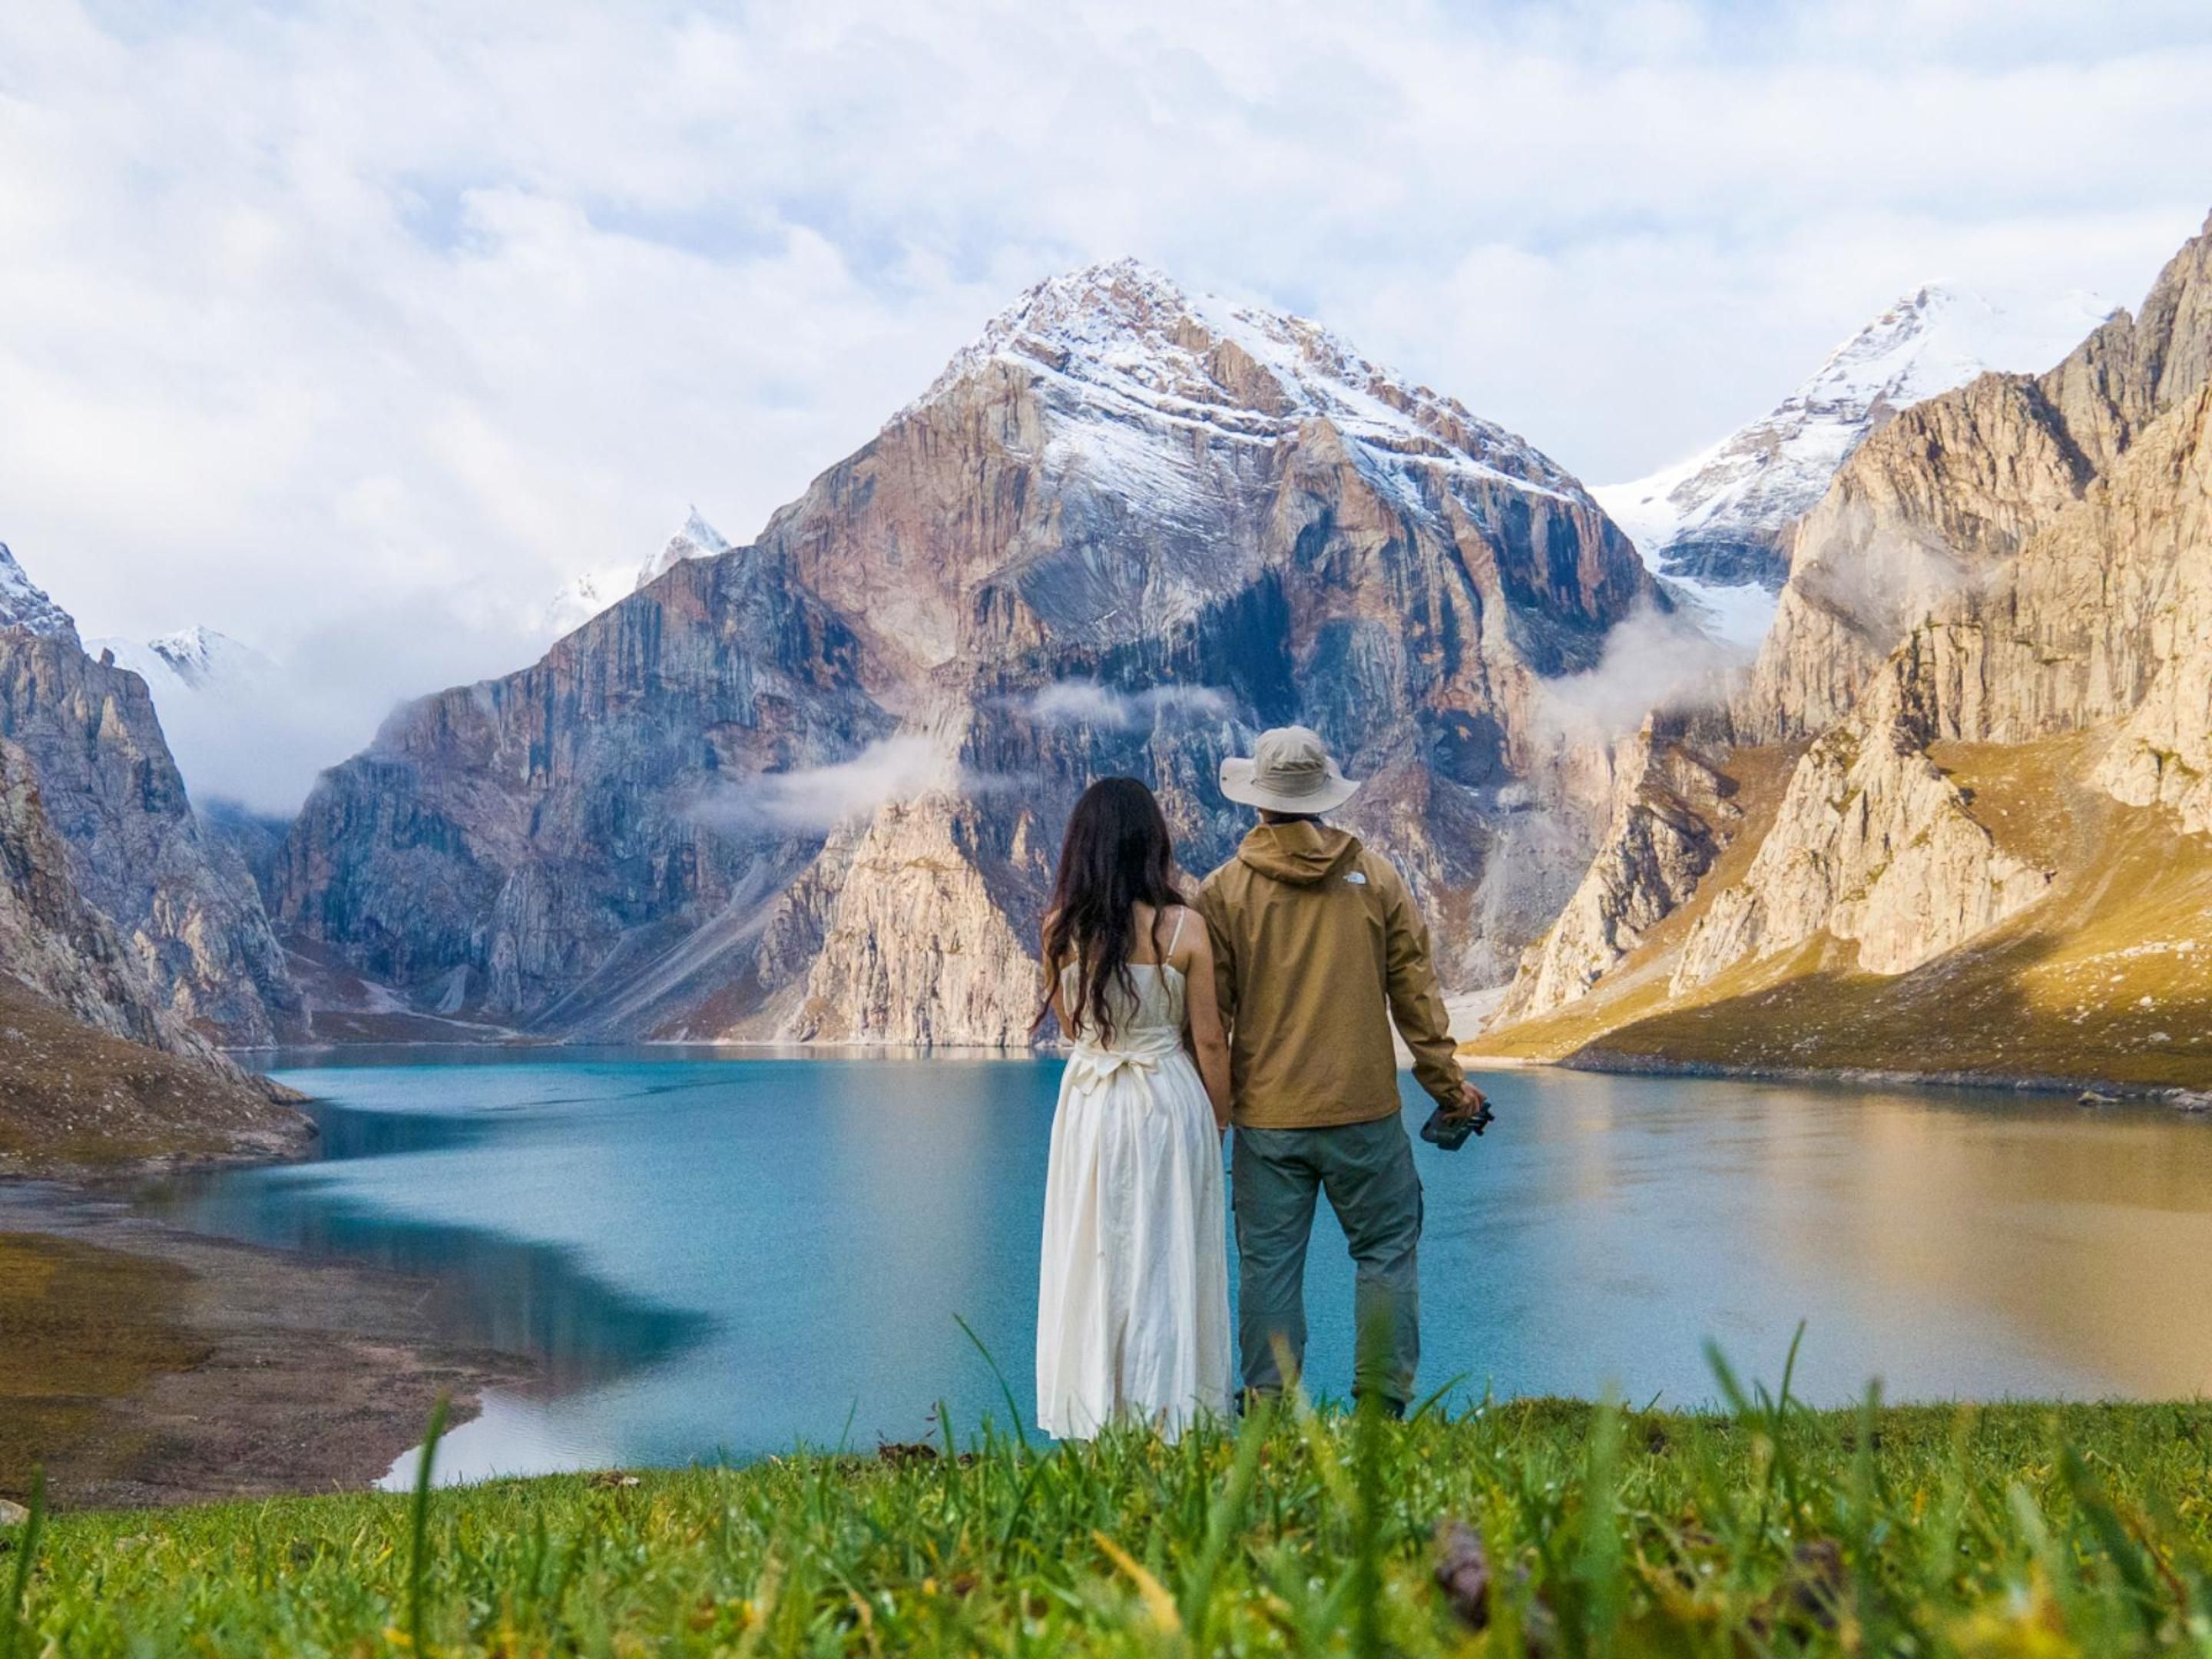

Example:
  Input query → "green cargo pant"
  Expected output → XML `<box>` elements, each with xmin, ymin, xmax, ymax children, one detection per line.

<box><xmin>1232</xmin><ymin>1114</ymin><xmax>1422</xmax><ymax>1408</ymax></box>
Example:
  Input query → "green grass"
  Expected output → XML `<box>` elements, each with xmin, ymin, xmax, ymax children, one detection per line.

<box><xmin>13</xmin><ymin>1378</ymin><xmax>2212</xmax><ymax>1656</ymax></box>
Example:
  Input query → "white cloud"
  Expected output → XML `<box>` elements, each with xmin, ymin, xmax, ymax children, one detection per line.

<box><xmin>0</xmin><ymin>0</ymin><xmax>2206</xmax><ymax>809</ymax></box>
<box><xmin>1531</xmin><ymin>602</ymin><xmax>1750</xmax><ymax>743</ymax></box>
<box><xmin>1025</xmin><ymin>680</ymin><xmax>1233</xmax><ymax>730</ymax></box>
<box><xmin>693</xmin><ymin>736</ymin><xmax>958</xmax><ymax>833</ymax></box>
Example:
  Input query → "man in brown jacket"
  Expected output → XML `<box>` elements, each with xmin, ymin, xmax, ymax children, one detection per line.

<box><xmin>1198</xmin><ymin>726</ymin><xmax>1488</xmax><ymax>1413</ymax></box>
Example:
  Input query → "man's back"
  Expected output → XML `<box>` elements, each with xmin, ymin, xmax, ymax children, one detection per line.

<box><xmin>1197</xmin><ymin>819</ymin><xmax>1460</xmax><ymax>1130</ymax></box>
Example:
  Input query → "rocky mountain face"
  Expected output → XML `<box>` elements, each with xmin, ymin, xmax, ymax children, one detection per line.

<box><xmin>1488</xmin><ymin>713</ymin><xmax>1743</xmax><ymax>1023</ymax></box>
<box><xmin>1485</xmin><ymin>211</ymin><xmax>2212</xmax><ymax>1091</ymax></box>
<box><xmin>0</xmin><ymin>549</ymin><xmax>296</xmax><ymax>1045</ymax></box>
<box><xmin>0</xmin><ymin>737</ymin><xmax>187</xmax><ymax>1052</ymax></box>
<box><xmin>0</xmin><ymin>558</ymin><xmax>306</xmax><ymax>1166</ymax></box>
<box><xmin>281</xmin><ymin>260</ymin><xmax>1661</xmax><ymax>1045</ymax></box>
<box><xmin>1595</xmin><ymin>286</ymin><xmax>2110</xmax><ymax>645</ymax></box>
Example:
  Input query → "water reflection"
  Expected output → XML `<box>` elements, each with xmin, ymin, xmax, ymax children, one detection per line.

<box><xmin>1757</xmin><ymin>1088</ymin><xmax>2212</xmax><ymax>1398</ymax></box>
<box><xmin>146</xmin><ymin>1108</ymin><xmax>710</xmax><ymax>1392</ymax></box>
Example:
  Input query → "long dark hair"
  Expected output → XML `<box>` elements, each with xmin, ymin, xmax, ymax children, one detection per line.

<box><xmin>1035</xmin><ymin>777</ymin><xmax>1182</xmax><ymax>1046</ymax></box>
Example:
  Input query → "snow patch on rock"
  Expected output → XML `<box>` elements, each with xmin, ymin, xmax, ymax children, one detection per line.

<box><xmin>86</xmin><ymin>627</ymin><xmax>275</xmax><ymax>700</ymax></box>
<box><xmin>0</xmin><ymin>542</ymin><xmax>77</xmax><ymax>642</ymax></box>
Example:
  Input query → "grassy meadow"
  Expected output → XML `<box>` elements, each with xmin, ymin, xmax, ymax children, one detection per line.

<box><xmin>9</xmin><ymin>1364</ymin><xmax>2212</xmax><ymax>1657</ymax></box>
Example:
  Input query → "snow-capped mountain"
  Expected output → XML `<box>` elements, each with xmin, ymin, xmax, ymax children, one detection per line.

<box><xmin>88</xmin><ymin>625</ymin><xmax>276</xmax><ymax>696</ymax></box>
<box><xmin>284</xmin><ymin>257</ymin><xmax>1654</xmax><ymax>1046</ymax></box>
<box><xmin>1596</xmin><ymin>283</ymin><xmax>2114</xmax><ymax>644</ymax></box>
<box><xmin>0</xmin><ymin>549</ymin><xmax>296</xmax><ymax>1043</ymax></box>
<box><xmin>0</xmin><ymin>541</ymin><xmax>77</xmax><ymax>641</ymax></box>
<box><xmin>637</xmin><ymin>506</ymin><xmax>733</xmax><ymax>588</ymax></box>
<box><xmin>539</xmin><ymin>507</ymin><xmax>735</xmax><ymax>639</ymax></box>
<box><xmin>907</xmin><ymin>257</ymin><xmax>1591</xmax><ymax>515</ymax></box>
<box><xmin>80</xmin><ymin>625</ymin><xmax>296</xmax><ymax>813</ymax></box>
<box><xmin>796</xmin><ymin>257</ymin><xmax>1630</xmax><ymax>683</ymax></box>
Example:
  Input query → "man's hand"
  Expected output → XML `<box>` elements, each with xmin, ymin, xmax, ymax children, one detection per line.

<box><xmin>1419</xmin><ymin>1081</ymin><xmax>1494</xmax><ymax>1150</ymax></box>
<box><xmin>1442</xmin><ymin>1081</ymin><xmax>1494</xmax><ymax>1137</ymax></box>
<box><xmin>1442</xmin><ymin>1081</ymin><xmax>1490</xmax><ymax>1121</ymax></box>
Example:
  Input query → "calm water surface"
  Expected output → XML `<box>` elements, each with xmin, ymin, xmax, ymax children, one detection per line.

<box><xmin>147</xmin><ymin>1050</ymin><xmax>2212</xmax><ymax>1482</ymax></box>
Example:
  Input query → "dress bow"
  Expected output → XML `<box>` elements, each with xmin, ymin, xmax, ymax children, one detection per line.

<box><xmin>1063</xmin><ymin>1032</ymin><xmax>1184</xmax><ymax>1093</ymax></box>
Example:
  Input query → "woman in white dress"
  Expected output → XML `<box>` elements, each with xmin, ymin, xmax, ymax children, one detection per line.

<box><xmin>1035</xmin><ymin>777</ymin><xmax>1235</xmax><ymax>1441</ymax></box>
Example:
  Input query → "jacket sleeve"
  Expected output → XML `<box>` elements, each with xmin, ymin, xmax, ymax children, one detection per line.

<box><xmin>1196</xmin><ymin>875</ymin><xmax>1238</xmax><ymax>1027</ymax></box>
<box><xmin>1378</xmin><ymin>859</ymin><xmax>1463</xmax><ymax>1103</ymax></box>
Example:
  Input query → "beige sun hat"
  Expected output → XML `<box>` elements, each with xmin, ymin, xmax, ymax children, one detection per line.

<box><xmin>1220</xmin><ymin>725</ymin><xmax>1362</xmax><ymax>814</ymax></box>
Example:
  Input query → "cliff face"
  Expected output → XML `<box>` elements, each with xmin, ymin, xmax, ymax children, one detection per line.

<box><xmin>0</xmin><ymin>737</ymin><xmax>182</xmax><ymax>1051</ymax></box>
<box><xmin>784</xmin><ymin>793</ymin><xmax>1043</xmax><ymax>1047</ymax></box>
<box><xmin>1671</xmin><ymin>644</ymin><xmax>2054</xmax><ymax>989</ymax></box>
<box><xmin>1491</xmin><ymin>716</ymin><xmax>1742</xmax><ymax>1022</ymax></box>
<box><xmin>1482</xmin><ymin>210</ymin><xmax>2212</xmax><ymax>1090</ymax></box>
<box><xmin>280</xmin><ymin>260</ymin><xmax>1661</xmax><ymax>1044</ymax></box>
<box><xmin>280</xmin><ymin>543</ymin><xmax>890</xmax><ymax>1031</ymax></box>
<box><xmin>0</xmin><ymin>554</ymin><xmax>296</xmax><ymax>1045</ymax></box>
<box><xmin>0</xmin><ymin>737</ymin><xmax>307</xmax><ymax>1169</ymax></box>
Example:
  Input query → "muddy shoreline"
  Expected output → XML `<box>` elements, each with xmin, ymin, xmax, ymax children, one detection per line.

<box><xmin>0</xmin><ymin>1178</ymin><xmax>538</xmax><ymax>1510</ymax></box>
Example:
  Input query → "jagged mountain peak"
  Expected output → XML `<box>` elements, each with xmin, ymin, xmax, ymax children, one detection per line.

<box><xmin>541</xmin><ymin>507</ymin><xmax>738</xmax><ymax>641</ymax></box>
<box><xmin>677</xmin><ymin>505</ymin><xmax>730</xmax><ymax>555</ymax></box>
<box><xmin>1595</xmin><ymin>281</ymin><xmax>2113</xmax><ymax>640</ymax></box>
<box><xmin>984</xmin><ymin>257</ymin><xmax>1196</xmax><ymax>346</ymax></box>
<box><xmin>900</xmin><ymin>257</ymin><xmax>1585</xmax><ymax>502</ymax></box>
<box><xmin>0</xmin><ymin>541</ymin><xmax>77</xmax><ymax>642</ymax></box>
<box><xmin>637</xmin><ymin>505</ymin><xmax>733</xmax><ymax>588</ymax></box>
<box><xmin>1796</xmin><ymin>280</ymin><xmax>2114</xmax><ymax>419</ymax></box>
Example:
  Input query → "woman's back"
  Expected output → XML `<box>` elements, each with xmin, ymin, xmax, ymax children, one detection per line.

<box><xmin>1058</xmin><ymin>912</ymin><xmax>1188</xmax><ymax>1051</ymax></box>
<box><xmin>1037</xmin><ymin>892</ymin><xmax>1228</xmax><ymax>1439</ymax></box>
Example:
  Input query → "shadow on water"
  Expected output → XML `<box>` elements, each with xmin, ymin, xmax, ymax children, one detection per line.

<box><xmin>142</xmin><ymin>1102</ymin><xmax>710</xmax><ymax>1394</ymax></box>
<box><xmin>304</xmin><ymin>1101</ymin><xmax>504</xmax><ymax>1161</ymax></box>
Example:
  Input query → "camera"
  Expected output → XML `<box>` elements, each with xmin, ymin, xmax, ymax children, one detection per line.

<box><xmin>1419</xmin><ymin>1095</ymin><xmax>1495</xmax><ymax>1151</ymax></box>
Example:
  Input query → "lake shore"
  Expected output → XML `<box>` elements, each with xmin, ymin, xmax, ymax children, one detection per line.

<box><xmin>1560</xmin><ymin>1046</ymin><xmax>2212</xmax><ymax>1105</ymax></box>
<box><xmin>0</xmin><ymin>1178</ymin><xmax>535</xmax><ymax>1510</ymax></box>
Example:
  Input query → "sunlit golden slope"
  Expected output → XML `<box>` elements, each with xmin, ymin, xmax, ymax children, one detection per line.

<box><xmin>1471</xmin><ymin>731</ymin><xmax>2212</xmax><ymax>1092</ymax></box>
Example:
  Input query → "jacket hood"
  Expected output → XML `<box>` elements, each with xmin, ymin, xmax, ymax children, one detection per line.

<box><xmin>1236</xmin><ymin>820</ymin><xmax>1363</xmax><ymax>887</ymax></box>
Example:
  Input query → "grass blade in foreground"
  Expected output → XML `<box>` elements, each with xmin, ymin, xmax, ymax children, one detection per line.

<box><xmin>15</xmin><ymin>1397</ymin><xmax>2212</xmax><ymax>1654</ymax></box>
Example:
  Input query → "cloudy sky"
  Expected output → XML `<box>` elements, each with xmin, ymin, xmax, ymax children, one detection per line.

<box><xmin>3</xmin><ymin>0</ymin><xmax>2208</xmax><ymax>806</ymax></box>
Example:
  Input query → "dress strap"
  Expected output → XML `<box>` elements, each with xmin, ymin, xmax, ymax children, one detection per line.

<box><xmin>1164</xmin><ymin>906</ymin><xmax>1187</xmax><ymax>957</ymax></box>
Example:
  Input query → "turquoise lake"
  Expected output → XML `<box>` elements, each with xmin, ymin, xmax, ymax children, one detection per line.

<box><xmin>148</xmin><ymin>1051</ymin><xmax>2212</xmax><ymax>1483</ymax></box>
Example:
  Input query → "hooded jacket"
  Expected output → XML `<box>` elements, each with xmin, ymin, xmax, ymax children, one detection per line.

<box><xmin>1196</xmin><ymin>820</ymin><xmax>1463</xmax><ymax>1129</ymax></box>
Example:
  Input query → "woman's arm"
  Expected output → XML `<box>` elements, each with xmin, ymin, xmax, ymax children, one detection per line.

<box><xmin>1175</xmin><ymin>909</ymin><xmax>1233</xmax><ymax>1132</ymax></box>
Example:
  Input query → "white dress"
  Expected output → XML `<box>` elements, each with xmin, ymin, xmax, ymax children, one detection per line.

<box><xmin>1036</xmin><ymin>916</ymin><xmax>1233</xmax><ymax>1441</ymax></box>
